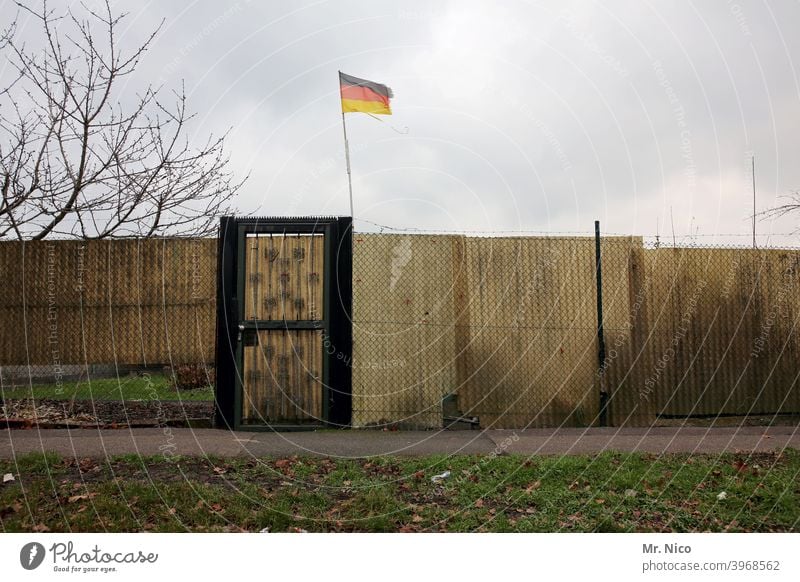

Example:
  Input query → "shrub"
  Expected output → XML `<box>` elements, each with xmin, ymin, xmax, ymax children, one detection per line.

<box><xmin>170</xmin><ymin>364</ymin><xmax>214</xmax><ymax>391</ymax></box>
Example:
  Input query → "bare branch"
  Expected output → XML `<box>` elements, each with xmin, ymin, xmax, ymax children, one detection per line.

<box><xmin>0</xmin><ymin>0</ymin><xmax>243</xmax><ymax>240</ymax></box>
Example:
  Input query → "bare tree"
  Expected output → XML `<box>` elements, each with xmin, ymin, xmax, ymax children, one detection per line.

<box><xmin>760</xmin><ymin>192</ymin><xmax>800</xmax><ymax>230</ymax></box>
<box><xmin>0</xmin><ymin>1</ymin><xmax>244</xmax><ymax>240</ymax></box>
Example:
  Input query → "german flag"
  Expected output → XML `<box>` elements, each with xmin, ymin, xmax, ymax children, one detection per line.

<box><xmin>339</xmin><ymin>72</ymin><xmax>393</xmax><ymax>115</ymax></box>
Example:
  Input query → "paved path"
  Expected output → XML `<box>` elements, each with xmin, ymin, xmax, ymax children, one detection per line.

<box><xmin>1</xmin><ymin>425</ymin><xmax>798</xmax><ymax>459</ymax></box>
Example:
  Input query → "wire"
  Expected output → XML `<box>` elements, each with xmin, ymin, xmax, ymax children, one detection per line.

<box><xmin>353</xmin><ymin>217</ymin><xmax>800</xmax><ymax>240</ymax></box>
<box><xmin>365</xmin><ymin>113</ymin><xmax>409</xmax><ymax>134</ymax></box>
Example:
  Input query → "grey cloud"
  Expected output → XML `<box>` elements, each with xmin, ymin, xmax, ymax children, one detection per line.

<box><xmin>5</xmin><ymin>0</ymin><xmax>800</xmax><ymax>244</ymax></box>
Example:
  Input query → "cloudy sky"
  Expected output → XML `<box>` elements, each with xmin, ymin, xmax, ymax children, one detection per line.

<box><xmin>6</xmin><ymin>0</ymin><xmax>800</xmax><ymax>243</ymax></box>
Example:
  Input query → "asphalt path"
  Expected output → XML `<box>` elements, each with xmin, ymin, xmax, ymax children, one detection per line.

<box><xmin>1</xmin><ymin>425</ymin><xmax>797</xmax><ymax>459</ymax></box>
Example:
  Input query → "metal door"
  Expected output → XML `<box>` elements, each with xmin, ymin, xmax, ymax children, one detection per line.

<box><xmin>214</xmin><ymin>216</ymin><xmax>352</xmax><ymax>430</ymax></box>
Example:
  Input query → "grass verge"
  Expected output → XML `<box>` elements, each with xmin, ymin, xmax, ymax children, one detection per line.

<box><xmin>1</xmin><ymin>374</ymin><xmax>213</xmax><ymax>402</ymax></box>
<box><xmin>1</xmin><ymin>450</ymin><xmax>798</xmax><ymax>532</ymax></box>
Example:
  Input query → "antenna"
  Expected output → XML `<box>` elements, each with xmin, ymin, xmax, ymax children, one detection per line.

<box><xmin>670</xmin><ymin>206</ymin><xmax>676</xmax><ymax>247</ymax></box>
<box><xmin>752</xmin><ymin>155</ymin><xmax>757</xmax><ymax>249</ymax></box>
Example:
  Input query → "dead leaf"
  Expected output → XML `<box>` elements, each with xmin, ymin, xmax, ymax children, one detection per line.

<box><xmin>412</xmin><ymin>514</ymin><xmax>423</xmax><ymax>523</ymax></box>
<box><xmin>475</xmin><ymin>499</ymin><xmax>484</xmax><ymax>508</ymax></box>
<box><xmin>67</xmin><ymin>493</ymin><xmax>97</xmax><ymax>504</ymax></box>
<box><xmin>525</xmin><ymin>480</ymin><xmax>541</xmax><ymax>493</ymax></box>
<box><xmin>78</xmin><ymin>458</ymin><xmax>96</xmax><ymax>472</ymax></box>
<box><xmin>595</xmin><ymin>498</ymin><xmax>606</xmax><ymax>505</ymax></box>
<box><xmin>168</xmin><ymin>507</ymin><xmax>177</xmax><ymax>515</ymax></box>
<box><xmin>33</xmin><ymin>523</ymin><xmax>50</xmax><ymax>532</ymax></box>
<box><xmin>212</xmin><ymin>466</ymin><xmax>226</xmax><ymax>475</ymax></box>
<box><xmin>412</xmin><ymin>471</ymin><xmax>425</xmax><ymax>480</ymax></box>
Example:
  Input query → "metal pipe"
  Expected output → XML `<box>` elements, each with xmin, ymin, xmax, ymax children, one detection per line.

<box><xmin>595</xmin><ymin>220</ymin><xmax>609</xmax><ymax>426</ymax></box>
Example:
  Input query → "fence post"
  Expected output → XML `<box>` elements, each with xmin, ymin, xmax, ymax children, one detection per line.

<box><xmin>595</xmin><ymin>220</ymin><xmax>609</xmax><ymax>426</ymax></box>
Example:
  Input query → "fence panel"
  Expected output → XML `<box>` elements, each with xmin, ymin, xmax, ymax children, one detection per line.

<box><xmin>0</xmin><ymin>238</ymin><xmax>216</xmax><ymax>424</ymax></box>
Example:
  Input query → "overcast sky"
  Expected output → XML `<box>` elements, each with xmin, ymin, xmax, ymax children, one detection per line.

<box><xmin>6</xmin><ymin>0</ymin><xmax>800</xmax><ymax>243</ymax></box>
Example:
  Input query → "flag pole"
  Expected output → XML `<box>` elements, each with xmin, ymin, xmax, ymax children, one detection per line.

<box><xmin>341</xmin><ymin>107</ymin><xmax>354</xmax><ymax>217</ymax></box>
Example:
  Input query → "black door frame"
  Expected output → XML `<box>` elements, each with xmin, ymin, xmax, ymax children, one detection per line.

<box><xmin>215</xmin><ymin>216</ymin><xmax>352</xmax><ymax>430</ymax></box>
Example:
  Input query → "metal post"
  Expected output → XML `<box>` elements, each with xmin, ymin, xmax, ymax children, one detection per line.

<box><xmin>752</xmin><ymin>155</ymin><xmax>757</xmax><ymax>249</ymax></box>
<box><xmin>341</xmin><ymin>111</ymin><xmax>354</xmax><ymax>218</ymax></box>
<box><xmin>595</xmin><ymin>220</ymin><xmax>609</xmax><ymax>426</ymax></box>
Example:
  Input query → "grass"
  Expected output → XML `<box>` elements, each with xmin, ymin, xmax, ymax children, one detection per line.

<box><xmin>0</xmin><ymin>374</ymin><xmax>214</xmax><ymax>402</ymax></box>
<box><xmin>1</xmin><ymin>450</ymin><xmax>798</xmax><ymax>532</ymax></box>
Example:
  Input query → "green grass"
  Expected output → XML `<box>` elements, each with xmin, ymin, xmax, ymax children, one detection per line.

<box><xmin>1</xmin><ymin>450</ymin><xmax>798</xmax><ymax>532</ymax></box>
<box><xmin>0</xmin><ymin>374</ymin><xmax>214</xmax><ymax>402</ymax></box>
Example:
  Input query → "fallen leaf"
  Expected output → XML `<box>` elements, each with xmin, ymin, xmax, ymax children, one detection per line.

<box><xmin>67</xmin><ymin>493</ymin><xmax>97</xmax><ymax>503</ymax></box>
<box><xmin>33</xmin><ymin>523</ymin><xmax>50</xmax><ymax>532</ymax></box>
<box><xmin>79</xmin><ymin>458</ymin><xmax>96</xmax><ymax>472</ymax></box>
<box><xmin>412</xmin><ymin>514</ymin><xmax>423</xmax><ymax>523</ymax></box>
<box><xmin>525</xmin><ymin>480</ymin><xmax>541</xmax><ymax>493</ymax></box>
<box><xmin>2</xmin><ymin>473</ymin><xmax>14</xmax><ymax>484</ymax></box>
<box><xmin>475</xmin><ymin>499</ymin><xmax>484</xmax><ymax>508</ymax></box>
<box><xmin>212</xmin><ymin>466</ymin><xmax>226</xmax><ymax>475</ymax></box>
<box><xmin>595</xmin><ymin>498</ymin><xmax>606</xmax><ymax>505</ymax></box>
<box><xmin>168</xmin><ymin>507</ymin><xmax>177</xmax><ymax>515</ymax></box>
